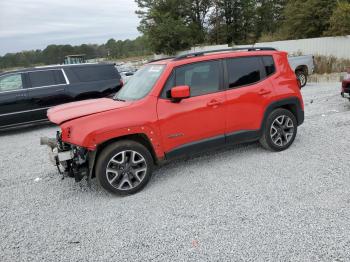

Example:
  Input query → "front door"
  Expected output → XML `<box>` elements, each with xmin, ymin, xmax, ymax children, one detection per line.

<box><xmin>157</xmin><ymin>60</ymin><xmax>226</xmax><ymax>159</ymax></box>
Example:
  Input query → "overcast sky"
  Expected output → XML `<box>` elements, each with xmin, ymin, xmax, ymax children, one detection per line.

<box><xmin>0</xmin><ymin>0</ymin><xmax>141</xmax><ymax>55</ymax></box>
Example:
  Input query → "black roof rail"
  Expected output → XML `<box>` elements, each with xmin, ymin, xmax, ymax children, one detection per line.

<box><xmin>174</xmin><ymin>47</ymin><xmax>276</xmax><ymax>61</ymax></box>
<box><xmin>148</xmin><ymin>56</ymin><xmax>176</xmax><ymax>63</ymax></box>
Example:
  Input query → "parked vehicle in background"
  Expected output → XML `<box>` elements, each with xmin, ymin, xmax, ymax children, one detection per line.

<box><xmin>341</xmin><ymin>68</ymin><xmax>350</xmax><ymax>101</ymax></box>
<box><xmin>0</xmin><ymin>63</ymin><xmax>122</xmax><ymax>129</ymax></box>
<box><xmin>42</xmin><ymin>47</ymin><xmax>304</xmax><ymax>196</ymax></box>
<box><xmin>117</xmin><ymin>66</ymin><xmax>137</xmax><ymax>83</ymax></box>
<box><xmin>288</xmin><ymin>55</ymin><xmax>315</xmax><ymax>88</ymax></box>
<box><xmin>119</xmin><ymin>71</ymin><xmax>135</xmax><ymax>83</ymax></box>
<box><xmin>64</xmin><ymin>54</ymin><xmax>86</xmax><ymax>64</ymax></box>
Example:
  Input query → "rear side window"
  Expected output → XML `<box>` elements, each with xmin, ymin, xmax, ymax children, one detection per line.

<box><xmin>71</xmin><ymin>65</ymin><xmax>120</xmax><ymax>82</ymax></box>
<box><xmin>262</xmin><ymin>56</ymin><xmax>276</xmax><ymax>76</ymax></box>
<box><xmin>227</xmin><ymin>57</ymin><xmax>264</xmax><ymax>88</ymax></box>
<box><xmin>28</xmin><ymin>70</ymin><xmax>66</xmax><ymax>88</ymax></box>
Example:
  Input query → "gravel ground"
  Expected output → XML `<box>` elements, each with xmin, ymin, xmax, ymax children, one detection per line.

<box><xmin>1</xmin><ymin>82</ymin><xmax>350</xmax><ymax>262</ymax></box>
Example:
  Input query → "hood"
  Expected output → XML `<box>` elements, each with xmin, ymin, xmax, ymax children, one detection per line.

<box><xmin>48</xmin><ymin>98</ymin><xmax>131</xmax><ymax>125</ymax></box>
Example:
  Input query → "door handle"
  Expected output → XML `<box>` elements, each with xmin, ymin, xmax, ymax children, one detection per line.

<box><xmin>207</xmin><ymin>99</ymin><xmax>222</xmax><ymax>107</ymax></box>
<box><xmin>258</xmin><ymin>89</ymin><xmax>271</xmax><ymax>95</ymax></box>
<box><xmin>55</xmin><ymin>88</ymin><xmax>65</xmax><ymax>92</ymax></box>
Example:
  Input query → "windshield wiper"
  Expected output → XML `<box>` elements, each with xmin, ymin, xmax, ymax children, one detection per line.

<box><xmin>114</xmin><ymin>97</ymin><xmax>126</xmax><ymax>102</ymax></box>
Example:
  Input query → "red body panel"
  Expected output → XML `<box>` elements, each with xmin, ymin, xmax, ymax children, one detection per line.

<box><xmin>48</xmin><ymin>98</ymin><xmax>132</xmax><ymax>125</ymax></box>
<box><xmin>157</xmin><ymin>92</ymin><xmax>226</xmax><ymax>152</ymax></box>
<box><xmin>47</xmin><ymin>50</ymin><xmax>303</xmax><ymax>160</ymax></box>
<box><xmin>58</xmin><ymin>96</ymin><xmax>164</xmax><ymax>157</ymax></box>
<box><xmin>270</xmin><ymin>52</ymin><xmax>304</xmax><ymax>110</ymax></box>
<box><xmin>224</xmin><ymin>77</ymin><xmax>275</xmax><ymax>133</ymax></box>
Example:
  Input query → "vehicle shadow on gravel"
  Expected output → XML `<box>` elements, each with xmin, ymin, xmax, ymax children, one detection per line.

<box><xmin>0</xmin><ymin>122</ymin><xmax>54</xmax><ymax>137</ymax></box>
<box><xmin>147</xmin><ymin>141</ymin><xmax>263</xmax><ymax>187</ymax></box>
<box><xmin>72</xmin><ymin>141</ymin><xmax>263</xmax><ymax>197</ymax></box>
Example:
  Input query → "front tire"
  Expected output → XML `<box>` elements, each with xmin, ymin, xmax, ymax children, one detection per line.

<box><xmin>296</xmin><ymin>71</ymin><xmax>307</xmax><ymax>88</ymax></box>
<box><xmin>260</xmin><ymin>108</ymin><xmax>298</xmax><ymax>152</ymax></box>
<box><xmin>95</xmin><ymin>140</ymin><xmax>154</xmax><ymax>195</ymax></box>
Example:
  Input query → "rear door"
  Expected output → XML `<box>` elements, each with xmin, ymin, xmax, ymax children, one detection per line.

<box><xmin>224</xmin><ymin>56</ymin><xmax>276</xmax><ymax>143</ymax></box>
<box><xmin>0</xmin><ymin>73</ymin><xmax>29</xmax><ymax>128</ymax></box>
<box><xmin>25</xmin><ymin>69</ymin><xmax>69</xmax><ymax>120</ymax></box>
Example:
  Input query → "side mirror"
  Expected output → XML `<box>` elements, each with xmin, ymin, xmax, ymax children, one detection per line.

<box><xmin>170</xmin><ymin>85</ymin><xmax>190</xmax><ymax>102</ymax></box>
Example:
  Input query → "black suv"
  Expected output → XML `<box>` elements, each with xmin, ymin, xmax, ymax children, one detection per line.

<box><xmin>0</xmin><ymin>63</ymin><xmax>122</xmax><ymax>129</ymax></box>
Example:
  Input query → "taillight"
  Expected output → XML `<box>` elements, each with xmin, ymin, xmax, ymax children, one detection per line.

<box><xmin>119</xmin><ymin>79</ymin><xmax>124</xmax><ymax>87</ymax></box>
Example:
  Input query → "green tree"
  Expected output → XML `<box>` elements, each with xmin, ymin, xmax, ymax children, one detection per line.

<box><xmin>280</xmin><ymin>0</ymin><xmax>337</xmax><ymax>39</ymax></box>
<box><xmin>255</xmin><ymin>0</ymin><xmax>287</xmax><ymax>39</ymax></box>
<box><xmin>183</xmin><ymin>0</ymin><xmax>212</xmax><ymax>43</ymax></box>
<box><xmin>324</xmin><ymin>1</ymin><xmax>350</xmax><ymax>36</ymax></box>
<box><xmin>208</xmin><ymin>0</ymin><xmax>257</xmax><ymax>45</ymax></box>
<box><xmin>135</xmin><ymin>0</ymin><xmax>211</xmax><ymax>54</ymax></box>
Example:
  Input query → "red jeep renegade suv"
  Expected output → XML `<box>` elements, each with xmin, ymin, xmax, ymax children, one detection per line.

<box><xmin>41</xmin><ymin>47</ymin><xmax>304</xmax><ymax>195</ymax></box>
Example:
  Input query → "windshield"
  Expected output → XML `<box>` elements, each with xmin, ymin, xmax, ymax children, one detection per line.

<box><xmin>115</xmin><ymin>64</ymin><xmax>165</xmax><ymax>101</ymax></box>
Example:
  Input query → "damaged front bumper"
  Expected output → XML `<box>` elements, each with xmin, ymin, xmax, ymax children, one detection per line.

<box><xmin>40</xmin><ymin>132</ymin><xmax>96</xmax><ymax>183</ymax></box>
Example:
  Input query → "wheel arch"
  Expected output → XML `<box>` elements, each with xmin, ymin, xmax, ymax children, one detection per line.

<box><xmin>295</xmin><ymin>65</ymin><xmax>308</xmax><ymax>75</ymax></box>
<box><xmin>261</xmin><ymin>98</ymin><xmax>304</xmax><ymax>132</ymax></box>
<box><xmin>89</xmin><ymin>133</ymin><xmax>160</xmax><ymax>179</ymax></box>
<box><xmin>96</xmin><ymin>133</ymin><xmax>159</xmax><ymax>164</ymax></box>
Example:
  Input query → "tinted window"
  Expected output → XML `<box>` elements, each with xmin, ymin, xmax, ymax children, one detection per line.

<box><xmin>54</xmin><ymin>70</ymin><xmax>66</xmax><ymax>84</ymax></box>
<box><xmin>262</xmin><ymin>56</ymin><xmax>275</xmax><ymax>76</ymax></box>
<box><xmin>0</xmin><ymin>74</ymin><xmax>23</xmax><ymax>92</ymax></box>
<box><xmin>227</xmin><ymin>57</ymin><xmax>264</xmax><ymax>88</ymax></box>
<box><xmin>175</xmin><ymin>60</ymin><xmax>220</xmax><ymax>97</ymax></box>
<box><xmin>71</xmin><ymin>65</ymin><xmax>120</xmax><ymax>82</ymax></box>
<box><xmin>29</xmin><ymin>70</ymin><xmax>65</xmax><ymax>87</ymax></box>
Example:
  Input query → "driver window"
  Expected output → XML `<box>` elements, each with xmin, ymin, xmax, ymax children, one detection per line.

<box><xmin>162</xmin><ymin>60</ymin><xmax>220</xmax><ymax>98</ymax></box>
<box><xmin>176</xmin><ymin>61</ymin><xmax>220</xmax><ymax>96</ymax></box>
<box><xmin>0</xmin><ymin>74</ymin><xmax>23</xmax><ymax>92</ymax></box>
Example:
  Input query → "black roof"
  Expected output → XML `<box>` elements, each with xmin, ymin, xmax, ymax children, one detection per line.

<box><xmin>0</xmin><ymin>63</ymin><xmax>116</xmax><ymax>76</ymax></box>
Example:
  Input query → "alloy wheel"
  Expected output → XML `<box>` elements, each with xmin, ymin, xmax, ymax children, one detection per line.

<box><xmin>105</xmin><ymin>150</ymin><xmax>147</xmax><ymax>190</ymax></box>
<box><xmin>270</xmin><ymin>115</ymin><xmax>295</xmax><ymax>147</ymax></box>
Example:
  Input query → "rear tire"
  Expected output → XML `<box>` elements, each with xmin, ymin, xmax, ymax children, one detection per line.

<box><xmin>260</xmin><ymin>108</ymin><xmax>298</xmax><ymax>152</ymax></box>
<box><xmin>296</xmin><ymin>71</ymin><xmax>307</xmax><ymax>88</ymax></box>
<box><xmin>95</xmin><ymin>140</ymin><xmax>154</xmax><ymax>196</ymax></box>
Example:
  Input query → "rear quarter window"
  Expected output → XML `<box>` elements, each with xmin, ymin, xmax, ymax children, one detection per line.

<box><xmin>28</xmin><ymin>70</ymin><xmax>66</xmax><ymax>88</ymax></box>
<box><xmin>71</xmin><ymin>65</ymin><xmax>120</xmax><ymax>82</ymax></box>
<box><xmin>262</xmin><ymin>56</ymin><xmax>276</xmax><ymax>76</ymax></box>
